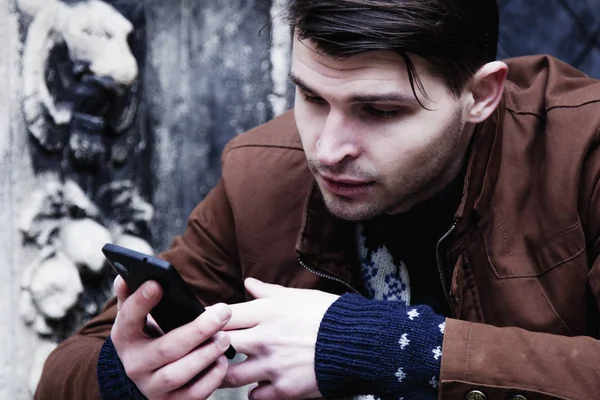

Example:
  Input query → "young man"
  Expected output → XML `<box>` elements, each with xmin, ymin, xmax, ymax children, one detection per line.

<box><xmin>36</xmin><ymin>1</ymin><xmax>600</xmax><ymax>399</ymax></box>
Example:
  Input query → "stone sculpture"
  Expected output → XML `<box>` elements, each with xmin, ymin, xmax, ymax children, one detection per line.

<box><xmin>16</xmin><ymin>0</ymin><xmax>150</xmax><ymax>393</ymax></box>
<box><xmin>20</xmin><ymin>0</ymin><xmax>139</xmax><ymax>161</ymax></box>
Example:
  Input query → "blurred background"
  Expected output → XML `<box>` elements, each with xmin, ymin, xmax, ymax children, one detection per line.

<box><xmin>0</xmin><ymin>0</ymin><xmax>598</xmax><ymax>398</ymax></box>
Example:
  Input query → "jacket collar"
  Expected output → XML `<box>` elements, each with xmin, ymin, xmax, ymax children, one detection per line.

<box><xmin>454</xmin><ymin>96</ymin><xmax>505</xmax><ymax>234</ymax></box>
<box><xmin>295</xmin><ymin>180</ymin><xmax>363</xmax><ymax>287</ymax></box>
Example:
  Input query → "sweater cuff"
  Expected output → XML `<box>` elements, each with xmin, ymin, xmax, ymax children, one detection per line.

<box><xmin>315</xmin><ymin>294</ymin><xmax>445</xmax><ymax>399</ymax></box>
<box><xmin>97</xmin><ymin>336</ymin><xmax>147</xmax><ymax>400</ymax></box>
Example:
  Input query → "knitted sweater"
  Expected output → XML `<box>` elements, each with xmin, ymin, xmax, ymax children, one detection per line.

<box><xmin>97</xmin><ymin>337</ymin><xmax>147</xmax><ymax>400</ymax></box>
<box><xmin>317</xmin><ymin>295</ymin><xmax>445</xmax><ymax>399</ymax></box>
<box><xmin>314</xmin><ymin>224</ymin><xmax>446</xmax><ymax>400</ymax></box>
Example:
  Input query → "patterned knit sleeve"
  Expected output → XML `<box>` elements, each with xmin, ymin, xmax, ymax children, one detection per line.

<box><xmin>315</xmin><ymin>294</ymin><xmax>445</xmax><ymax>399</ymax></box>
<box><xmin>97</xmin><ymin>336</ymin><xmax>148</xmax><ymax>400</ymax></box>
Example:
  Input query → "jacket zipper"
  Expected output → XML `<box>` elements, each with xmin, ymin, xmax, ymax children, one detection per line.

<box><xmin>436</xmin><ymin>220</ymin><xmax>458</xmax><ymax>309</ymax></box>
<box><xmin>300</xmin><ymin>218</ymin><xmax>458</xmax><ymax>301</ymax></box>
<box><xmin>298</xmin><ymin>255</ymin><xmax>361</xmax><ymax>294</ymax></box>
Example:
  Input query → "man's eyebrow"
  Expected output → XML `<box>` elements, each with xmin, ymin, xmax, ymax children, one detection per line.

<box><xmin>288</xmin><ymin>72</ymin><xmax>318</xmax><ymax>95</ymax></box>
<box><xmin>288</xmin><ymin>72</ymin><xmax>419</xmax><ymax>105</ymax></box>
<box><xmin>350</xmin><ymin>93</ymin><xmax>419</xmax><ymax>104</ymax></box>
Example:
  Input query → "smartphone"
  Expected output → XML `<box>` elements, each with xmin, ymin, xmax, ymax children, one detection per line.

<box><xmin>102</xmin><ymin>243</ymin><xmax>236</xmax><ymax>359</ymax></box>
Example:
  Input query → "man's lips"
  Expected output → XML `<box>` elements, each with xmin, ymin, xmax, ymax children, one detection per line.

<box><xmin>320</xmin><ymin>173</ymin><xmax>372</xmax><ymax>185</ymax></box>
<box><xmin>320</xmin><ymin>174</ymin><xmax>374</xmax><ymax>196</ymax></box>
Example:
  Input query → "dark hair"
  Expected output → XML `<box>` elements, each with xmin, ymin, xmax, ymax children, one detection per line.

<box><xmin>286</xmin><ymin>0</ymin><xmax>499</xmax><ymax>100</ymax></box>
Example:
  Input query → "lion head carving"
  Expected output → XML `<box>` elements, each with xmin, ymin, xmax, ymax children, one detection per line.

<box><xmin>18</xmin><ymin>0</ymin><xmax>140</xmax><ymax>157</ymax></box>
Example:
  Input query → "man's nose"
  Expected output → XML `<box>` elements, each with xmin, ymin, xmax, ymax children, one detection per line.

<box><xmin>316</xmin><ymin>112</ymin><xmax>360</xmax><ymax>167</ymax></box>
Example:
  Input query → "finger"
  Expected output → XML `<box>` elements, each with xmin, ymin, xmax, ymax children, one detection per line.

<box><xmin>221</xmin><ymin>356</ymin><xmax>268</xmax><ymax>388</ymax></box>
<box><xmin>113</xmin><ymin>275</ymin><xmax>130</xmax><ymax>298</ymax></box>
<box><xmin>112</xmin><ymin>280</ymin><xmax>162</xmax><ymax>343</ymax></box>
<box><xmin>144</xmin><ymin>314</ymin><xmax>165</xmax><ymax>337</ymax></box>
<box><xmin>225</xmin><ymin>328</ymin><xmax>263</xmax><ymax>356</ymax></box>
<box><xmin>141</xmin><ymin>303</ymin><xmax>232</xmax><ymax>370</ymax></box>
<box><xmin>172</xmin><ymin>356</ymin><xmax>229</xmax><ymax>400</ymax></box>
<box><xmin>222</xmin><ymin>300</ymin><xmax>264</xmax><ymax>331</ymax></box>
<box><xmin>244</xmin><ymin>278</ymin><xmax>289</xmax><ymax>299</ymax></box>
<box><xmin>145</xmin><ymin>333</ymin><xmax>231</xmax><ymax>393</ymax></box>
<box><xmin>248</xmin><ymin>382</ymin><xmax>279</xmax><ymax>400</ymax></box>
<box><xmin>114</xmin><ymin>275</ymin><xmax>130</xmax><ymax>311</ymax></box>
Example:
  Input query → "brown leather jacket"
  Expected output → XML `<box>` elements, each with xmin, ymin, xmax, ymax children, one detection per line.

<box><xmin>36</xmin><ymin>55</ymin><xmax>600</xmax><ymax>400</ymax></box>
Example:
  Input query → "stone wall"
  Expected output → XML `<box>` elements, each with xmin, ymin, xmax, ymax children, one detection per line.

<box><xmin>0</xmin><ymin>0</ymin><xmax>598</xmax><ymax>399</ymax></box>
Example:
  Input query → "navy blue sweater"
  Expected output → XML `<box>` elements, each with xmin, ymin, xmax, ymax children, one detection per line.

<box><xmin>316</xmin><ymin>294</ymin><xmax>445</xmax><ymax>399</ymax></box>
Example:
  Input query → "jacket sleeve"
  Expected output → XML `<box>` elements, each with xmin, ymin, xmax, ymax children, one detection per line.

<box><xmin>439</xmin><ymin>136</ymin><xmax>600</xmax><ymax>400</ymax></box>
<box><xmin>439</xmin><ymin>319</ymin><xmax>599</xmax><ymax>399</ymax></box>
<box><xmin>34</xmin><ymin>178</ymin><xmax>244</xmax><ymax>400</ymax></box>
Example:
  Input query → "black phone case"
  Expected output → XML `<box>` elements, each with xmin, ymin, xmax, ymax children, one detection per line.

<box><xmin>102</xmin><ymin>243</ymin><xmax>236</xmax><ymax>359</ymax></box>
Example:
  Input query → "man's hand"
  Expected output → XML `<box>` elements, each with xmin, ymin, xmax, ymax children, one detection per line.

<box><xmin>222</xmin><ymin>278</ymin><xmax>340</xmax><ymax>400</ymax></box>
<box><xmin>111</xmin><ymin>276</ymin><xmax>232</xmax><ymax>400</ymax></box>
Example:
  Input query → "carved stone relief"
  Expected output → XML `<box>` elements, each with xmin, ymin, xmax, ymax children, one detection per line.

<box><xmin>19</xmin><ymin>175</ymin><xmax>153</xmax><ymax>335</ymax></box>
<box><xmin>16</xmin><ymin>0</ymin><xmax>151</xmax><ymax>393</ymax></box>
<box><xmin>20</xmin><ymin>0</ymin><xmax>139</xmax><ymax>159</ymax></box>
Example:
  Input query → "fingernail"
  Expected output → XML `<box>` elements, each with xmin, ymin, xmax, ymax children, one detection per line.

<box><xmin>215</xmin><ymin>332</ymin><xmax>230</xmax><ymax>350</ymax></box>
<box><xmin>217</xmin><ymin>355</ymin><xmax>228</xmax><ymax>365</ymax></box>
<box><xmin>245</xmin><ymin>277</ymin><xmax>260</xmax><ymax>287</ymax></box>
<box><xmin>212</xmin><ymin>304</ymin><xmax>231</xmax><ymax>322</ymax></box>
<box><xmin>248</xmin><ymin>383</ymin><xmax>259</xmax><ymax>398</ymax></box>
<box><xmin>142</xmin><ymin>282</ymin><xmax>156</xmax><ymax>299</ymax></box>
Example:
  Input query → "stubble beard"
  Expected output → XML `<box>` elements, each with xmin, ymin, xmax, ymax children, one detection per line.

<box><xmin>311</xmin><ymin>115</ymin><xmax>465</xmax><ymax>222</ymax></box>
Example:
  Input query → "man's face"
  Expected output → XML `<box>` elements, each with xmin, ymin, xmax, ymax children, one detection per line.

<box><xmin>291</xmin><ymin>38</ymin><xmax>475</xmax><ymax>221</ymax></box>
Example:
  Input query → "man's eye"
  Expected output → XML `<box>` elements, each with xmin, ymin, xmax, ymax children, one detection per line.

<box><xmin>303</xmin><ymin>93</ymin><xmax>327</xmax><ymax>105</ymax></box>
<box><xmin>364</xmin><ymin>106</ymin><xmax>400</xmax><ymax>119</ymax></box>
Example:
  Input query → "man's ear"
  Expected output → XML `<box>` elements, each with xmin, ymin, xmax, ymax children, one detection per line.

<box><xmin>465</xmin><ymin>61</ymin><xmax>508</xmax><ymax>124</ymax></box>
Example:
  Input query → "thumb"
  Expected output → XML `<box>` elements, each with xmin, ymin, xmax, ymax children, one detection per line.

<box><xmin>244</xmin><ymin>277</ymin><xmax>288</xmax><ymax>299</ymax></box>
